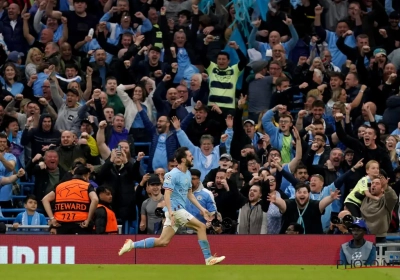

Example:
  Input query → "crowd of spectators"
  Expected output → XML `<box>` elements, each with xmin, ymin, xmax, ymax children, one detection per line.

<box><xmin>0</xmin><ymin>0</ymin><xmax>399</xmax><ymax>239</ymax></box>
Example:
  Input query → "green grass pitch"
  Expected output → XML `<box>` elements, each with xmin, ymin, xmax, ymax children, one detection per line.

<box><xmin>1</xmin><ymin>265</ymin><xmax>399</xmax><ymax>280</ymax></box>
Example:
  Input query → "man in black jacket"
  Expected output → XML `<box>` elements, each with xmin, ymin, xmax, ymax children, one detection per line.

<box><xmin>131</xmin><ymin>46</ymin><xmax>171</xmax><ymax>83</ymax></box>
<box><xmin>21</xmin><ymin>114</ymin><xmax>61</xmax><ymax>157</ymax></box>
<box><xmin>25</xmin><ymin>150</ymin><xmax>67</xmax><ymax>210</ymax></box>
<box><xmin>180</xmin><ymin>104</ymin><xmax>222</xmax><ymax>147</ymax></box>
<box><xmin>334</xmin><ymin>112</ymin><xmax>394</xmax><ymax>180</ymax></box>
<box><xmin>209</xmin><ymin>169</ymin><xmax>245</xmax><ymax>233</ymax></box>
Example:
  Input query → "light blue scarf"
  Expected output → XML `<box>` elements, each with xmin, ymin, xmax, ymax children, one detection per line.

<box><xmin>22</xmin><ymin>211</ymin><xmax>40</xmax><ymax>226</ymax></box>
<box><xmin>297</xmin><ymin>201</ymin><xmax>309</xmax><ymax>234</ymax></box>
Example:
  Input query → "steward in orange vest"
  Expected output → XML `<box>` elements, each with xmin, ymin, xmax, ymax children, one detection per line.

<box><xmin>42</xmin><ymin>165</ymin><xmax>99</xmax><ymax>234</ymax></box>
<box><xmin>94</xmin><ymin>186</ymin><xmax>118</xmax><ymax>234</ymax></box>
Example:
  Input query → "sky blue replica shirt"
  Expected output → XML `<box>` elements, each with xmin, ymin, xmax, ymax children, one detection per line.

<box><xmin>163</xmin><ymin>167</ymin><xmax>192</xmax><ymax>211</ymax></box>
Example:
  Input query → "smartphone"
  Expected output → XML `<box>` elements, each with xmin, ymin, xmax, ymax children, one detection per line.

<box><xmin>116</xmin><ymin>145</ymin><xmax>122</xmax><ymax>156</ymax></box>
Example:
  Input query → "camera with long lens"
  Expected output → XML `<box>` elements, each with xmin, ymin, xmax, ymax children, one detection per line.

<box><xmin>331</xmin><ymin>214</ymin><xmax>354</xmax><ymax>228</ymax></box>
<box><xmin>210</xmin><ymin>213</ymin><xmax>238</xmax><ymax>233</ymax></box>
<box><xmin>154</xmin><ymin>207</ymin><xmax>165</xmax><ymax>218</ymax></box>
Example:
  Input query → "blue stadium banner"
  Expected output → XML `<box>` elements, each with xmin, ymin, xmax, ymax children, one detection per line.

<box><xmin>257</xmin><ymin>0</ymin><xmax>270</xmax><ymax>21</ymax></box>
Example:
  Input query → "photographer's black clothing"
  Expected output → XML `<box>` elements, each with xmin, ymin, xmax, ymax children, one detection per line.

<box><xmin>96</xmin><ymin>159</ymin><xmax>142</xmax><ymax>221</ymax></box>
<box><xmin>327</xmin><ymin>227</ymin><xmax>350</xmax><ymax>234</ymax></box>
<box><xmin>203</xmin><ymin>168</ymin><xmax>240</xmax><ymax>189</ymax></box>
<box><xmin>280</xmin><ymin>199</ymin><xmax>324</xmax><ymax>234</ymax></box>
<box><xmin>213</xmin><ymin>179</ymin><xmax>245</xmax><ymax>223</ymax></box>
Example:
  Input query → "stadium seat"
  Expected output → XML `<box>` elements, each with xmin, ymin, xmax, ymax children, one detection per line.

<box><xmin>134</xmin><ymin>142</ymin><xmax>151</xmax><ymax>173</ymax></box>
<box><xmin>19</xmin><ymin>182</ymin><xmax>35</xmax><ymax>195</ymax></box>
<box><xmin>124</xmin><ymin>206</ymin><xmax>139</xmax><ymax>234</ymax></box>
<box><xmin>0</xmin><ymin>217</ymin><xmax>16</xmax><ymax>223</ymax></box>
<box><xmin>134</xmin><ymin>142</ymin><xmax>151</xmax><ymax>147</ymax></box>
<box><xmin>1</xmin><ymin>208</ymin><xmax>26</xmax><ymax>213</ymax></box>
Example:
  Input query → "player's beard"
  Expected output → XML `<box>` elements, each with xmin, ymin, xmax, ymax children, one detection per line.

<box><xmin>186</xmin><ymin>160</ymin><xmax>193</xmax><ymax>168</ymax></box>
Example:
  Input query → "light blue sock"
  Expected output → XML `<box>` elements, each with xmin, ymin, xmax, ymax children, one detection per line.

<box><xmin>133</xmin><ymin>238</ymin><xmax>155</xmax><ymax>249</ymax></box>
<box><xmin>198</xmin><ymin>240</ymin><xmax>212</xmax><ymax>259</ymax></box>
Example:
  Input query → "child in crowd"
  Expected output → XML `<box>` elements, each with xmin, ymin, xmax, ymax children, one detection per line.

<box><xmin>344</xmin><ymin>160</ymin><xmax>380</xmax><ymax>217</ymax></box>
<box><xmin>12</xmin><ymin>195</ymin><xmax>48</xmax><ymax>230</ymax></box>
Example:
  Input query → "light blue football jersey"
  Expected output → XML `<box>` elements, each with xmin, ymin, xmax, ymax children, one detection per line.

<box><xmin>163</xmin><ymin>167</ymin><xmax>192</xmax><ymax>211</ymax></box>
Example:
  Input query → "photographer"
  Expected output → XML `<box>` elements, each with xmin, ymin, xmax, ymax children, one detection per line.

<box><xmin>207</xmin><ymin>169</ymin><xmax>245</xmax><ymax>234</ymax></box>
<box><xmin>327</xmin><ymin>210</ymin><xmax>353</xmax><ymax>234</ymax></box>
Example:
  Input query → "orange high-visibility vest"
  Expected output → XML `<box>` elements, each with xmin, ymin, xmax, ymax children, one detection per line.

<box><xmin>54</xmin><ymin>179</ymin><xmax>90</xmax><ymax>222</ymax></box>
<box><xmin>96</xmin><ymin>204</ymin><xmax>118</xmax><ymax>234</ymax></box>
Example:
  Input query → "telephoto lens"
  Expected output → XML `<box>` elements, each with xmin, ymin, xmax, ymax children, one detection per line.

<box><xmin>211</xmin><ymin>217</ymin><xmax>221</xmax><ymax>227</ymax></box>
<box><xmin>221</xmin><ymin>218</ymin><xmax>237</xmax><ymax>229</ymax></box>
<box><xmin>154</xmin><ymin>207</ymin><xmax>165</xmax><ymax>218</ymax></box>
<box><xmin>331</xmin><ymin>216</ymin><xmax>340</xmax><ymax>224</ymax></box>
<box><xmin>342</xmin><ymin>215</ymin><xmax>354</xmax><ymax>227</ymax></box>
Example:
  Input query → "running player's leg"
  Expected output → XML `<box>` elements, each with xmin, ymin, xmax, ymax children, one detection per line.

<box><xmin>184</xmin><ymin>212</ymin><xmax>225</xmax><ymax>265</ymax></box>
<box><xmin>118</xmin><ymin>211</ymin><xmax>178</xmax><ymax>255</ymax></box>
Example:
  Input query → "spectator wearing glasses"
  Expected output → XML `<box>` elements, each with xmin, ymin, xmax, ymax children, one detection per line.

<box><xmin>262</xmin><ymin>105</ymin><xmax>295</xmax><ymax>164</ymax></box>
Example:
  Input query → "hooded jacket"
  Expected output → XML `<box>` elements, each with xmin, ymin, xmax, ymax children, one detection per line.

<box><xmin>50</xmin><ymin>80</ymin><xmax>81</xmax><ymax>131</ymax></box>
<box><xmin>21</xmin><ymin>114</ymin><xmax>61</xmax><ymax>156</ymax></box>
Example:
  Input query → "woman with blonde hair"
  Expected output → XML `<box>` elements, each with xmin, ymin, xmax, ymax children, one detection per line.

<box><xmin>307</xmin><ymin>88</ymin><xmax>322</xmax><ymax>100</ymax></box>
<box><xmin>326</xmin><ymin>88</ymin><xmax>347</xmax><ymax>115</ymax></box>
<box><xmin>25</xmin><ymin>48</ymin><xmax>43</xmax><ymax>80</ymax></box>
<box><xmin>326</xmin><ymin>85</ymin><xmax>365</xmax><ymax>116</ymax></box>
<box><xmin>385</xmin><ymin>135</ymin><xmax>399</xmax><ymax>169</ymax></box>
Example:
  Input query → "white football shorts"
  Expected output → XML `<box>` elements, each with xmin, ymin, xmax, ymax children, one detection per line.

<box><xmin>164</xmin><ymin>209</ymin><xmax>194</xmax><ymax>232</ymax></box>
